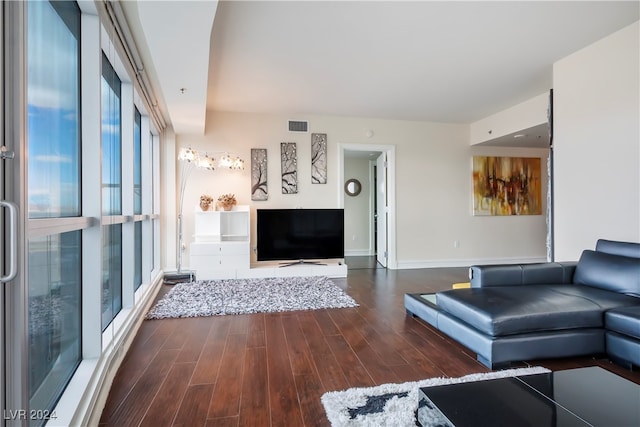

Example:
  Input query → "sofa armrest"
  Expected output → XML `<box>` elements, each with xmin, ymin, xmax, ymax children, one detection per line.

<box><xmin>470</xmin><ymin>262</ymin><xmax>577</xmax><ymax>288</ymax></box>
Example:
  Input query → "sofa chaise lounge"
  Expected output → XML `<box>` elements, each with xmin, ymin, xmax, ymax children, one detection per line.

<box><xmin>405</xmin><ymin>239</ymin><xmax>640</xmax><ymax>369</ymax></box>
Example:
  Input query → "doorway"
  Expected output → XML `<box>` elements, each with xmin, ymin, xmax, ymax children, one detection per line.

<box><xmin>339</xmin><ymin>143</ymin><xmax>396</xmax><ymax>270</ymax></box>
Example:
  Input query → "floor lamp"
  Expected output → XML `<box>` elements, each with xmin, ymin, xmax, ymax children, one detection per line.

<box><xmin>164</xmin><ymin>147</ymin><xmax>244</xmax><ymax>285</ymax></box>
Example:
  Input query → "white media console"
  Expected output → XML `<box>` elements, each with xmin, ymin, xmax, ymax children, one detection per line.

<box><xmin>189</xmin><ymin>205</ymin><xmax>347</xmax><ymax>280</ymax></box>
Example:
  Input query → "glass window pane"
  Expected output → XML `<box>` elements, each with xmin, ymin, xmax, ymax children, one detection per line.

<box><xmin>150</xmin><ymin>132</ymin><xmax>155</xmax><ymax>215</ymax></box>
<box><xmin>101</xmin><ymin>54</ymin><xmax>122</xmax><ymax>215</ymax></box>
<box><xmin>102</xmin><ymin>224</ymin><xmax>122</xmax><ymax>330</ymax></box>
<box><xmin>134</xmin><ymin>109</ymin><xmax>142</xmax><ymax>215</ymax></box>
<box><xmin>134</xmin><ymin>221</ymin><xmax>142</xmax><ymax>290</ymax></box>
<box><xmin>27</xmin><ymin>0</ymin><xmax>81</xmax><ymax>218</ymax></box>
<box><xmin>152</xmin><ymin>218</ymin><xmax>157</xmax><ymax>273</ymax></box>
<box><xmin>28</xmin><ymin>231</ymin><xmax>82</xmax><ymax>417</ymax></box>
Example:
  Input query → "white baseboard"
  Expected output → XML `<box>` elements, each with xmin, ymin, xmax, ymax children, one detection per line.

<box><xmin>396</xmin><ymin>256</ymin><xmax>547</xmax><ymax>270</ymax></box>
<box><xmin>344</xmin><ymin>249</ymin><xmax>374</xmax><ymax>256</ymax></box>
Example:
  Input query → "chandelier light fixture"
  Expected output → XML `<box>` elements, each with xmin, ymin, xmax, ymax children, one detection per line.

<box><xmin>165</xmin><ymin>146</ymin><xmax>244</xmax><ymax>284</ymax></box>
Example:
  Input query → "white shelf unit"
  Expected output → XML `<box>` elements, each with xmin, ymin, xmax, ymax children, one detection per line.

<box><xmin>190</xmin><ymin>205</ymin><xmax>250</xmax><ymax>279</ymax></box>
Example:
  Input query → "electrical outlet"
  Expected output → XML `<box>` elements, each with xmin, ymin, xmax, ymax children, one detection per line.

<box><xmin>352</xmin><ymin>234</ymin><xmax>357</xmax><ymax>241</ymax></box>
<box><xmin>454</xmin><ymin>240</ymin><xmax>460</xmax><ymax>248</ymax></box>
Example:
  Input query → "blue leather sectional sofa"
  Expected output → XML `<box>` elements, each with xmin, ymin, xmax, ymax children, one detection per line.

<box><xmin>405</xmin><ymin>239</ymin><xmax>640</xmax><ymax>369</ymax></box>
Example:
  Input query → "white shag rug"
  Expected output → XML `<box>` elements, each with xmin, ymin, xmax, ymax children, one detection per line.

<box><xmin>321</xmin><ymin>366</ymin><xmax>550</xmax><ymax>426</ymax></box>
<box><xmin>146</xmin><ymin>276</ymin><xmax>358</xmax><ymax>319</ymax></box>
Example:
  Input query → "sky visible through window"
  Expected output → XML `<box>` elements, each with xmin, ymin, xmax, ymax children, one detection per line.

<box><xmin>27</xmin><ymin>0</ymin><xmax>80</xmax><ymax>218</ymax></box>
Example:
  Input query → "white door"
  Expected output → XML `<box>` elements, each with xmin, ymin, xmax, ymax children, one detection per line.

<box><xmin>376</xmin><ymin>153</ymin><xmax>387</xmax><ymax>267</ymax></box>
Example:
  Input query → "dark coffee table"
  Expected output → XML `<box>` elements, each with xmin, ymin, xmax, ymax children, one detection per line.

<box><xmin>417</xmin><ymin>366</ymin><xmax>640</xmax><ymax>427</ymax></box>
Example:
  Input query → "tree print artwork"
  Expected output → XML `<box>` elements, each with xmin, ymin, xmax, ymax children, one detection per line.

<box><xmin>251</xmin><ymin>148</ymin><xmax>268</xmax><ymax>201</ymax></box>
<box><xmin>311</xmin><ymin>133</ymin><xmax>327</xmax><ymax>184</ymax></box>
<box><xmin>281</xmin><ymin>142</ymin><xmax>298</xmax><ymax>194</ymax></box>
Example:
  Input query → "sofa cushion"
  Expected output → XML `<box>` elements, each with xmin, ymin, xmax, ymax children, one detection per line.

<box><xmin>573</xmin><ymin>250</ymin><xmax>640</xmax><ymax>297</ymax></box>
<box><xmin>596</xmin><ymin>239</ymin><xmax>640</xmax><ymax>259</ymax></box>
<box><xmin>436</xmin><ymin>286</ymin><xmax>609</xmax><ymax>337</ymax></box>
<box><xmin>550</xmin><ymin>285</ymin><xmax>640</xmax><ymax>311</ymax></box>
<box><xmin>605</xmin><ymin>306</ymin><xmax>640</xmax><ymax>340</ymax></box>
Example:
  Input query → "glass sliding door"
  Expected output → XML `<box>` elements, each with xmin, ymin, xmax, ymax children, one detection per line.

<box><xmin>26</xmin><ymin>1</ymin><xmax>83</xmax><ymax>423</ymax></box>
<box><xmin>1</xmin><ymin>1</ymin><xmax>7</xmax><ymax>423</ymax></box>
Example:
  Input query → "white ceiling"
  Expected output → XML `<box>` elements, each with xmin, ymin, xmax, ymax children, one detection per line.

<box><xmin>126</xmin><ymin>1</ymin><xmax>639</xmax><ymax>135</ymax></box>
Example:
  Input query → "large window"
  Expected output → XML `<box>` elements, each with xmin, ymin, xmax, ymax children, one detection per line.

<box><xmin>26</xmin><ymin>0</ymin><xmax>82</xmax><ymax>420</ymax></box>
<box><xmin>18</xmin><ymin>1</ymin><xmax>162</xmax><ymax>421</ymax></box>
<box><xmin>101</xmin><ymin>53</ymin><xmax>122</xmax><ymax>216</ymax></box>
<box><xmin>101</xmin><ymin>53</ymin><xmax>123</xmax><ymax>328</ymax></box>
<box><xmin>27</xmin><ymin>0</ymin><xmax>81</xmax><ymax>218</ymax></box>
<box><xmin>101</xmin><ymin>224</ymin><xmax>122</xmax><ymax>330</ymax></box>
<box><xmin>28</xmin><ymin>232</ymin><xmax>82</xmax><ymax>414</ymax></box>
<box><xmin>134</xmin><ymin>108</ymin><xmax>142</xmax><ymax>214</ymax></box>
<box><xmin>134</xmin><ymin>108</ymin><xmax>143</xmax><ymax>289</ymax></box>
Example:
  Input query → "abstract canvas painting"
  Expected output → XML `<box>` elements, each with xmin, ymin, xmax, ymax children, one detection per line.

<box><xmin>472</xmin><ymin>156</ymin><xmax>542</xmax><ymax>216</ymax></box>
<box><xmin>311</xmin><ymin>133</ymin><xmax>327</xmax><ymax>184</ymax></box>
<box><xmin>281</xmin><ymin>142</ymin><xmax>298</xmax><ymax>194</ymax></box>
<box><xmin>251</xmin><ymin>148</ymin><xmax>268</xmax><ymax>201</ymax></box>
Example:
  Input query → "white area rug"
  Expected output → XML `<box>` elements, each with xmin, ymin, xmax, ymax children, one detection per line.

<box><xmin>146</xmin><ymin>276</ymin><xmax>358</xmax><ymax>319</ymax></box>
<box><xmin>321</xmin><ymin>366</ymin><xmax>550</xmax><ymax>426</ymax></box>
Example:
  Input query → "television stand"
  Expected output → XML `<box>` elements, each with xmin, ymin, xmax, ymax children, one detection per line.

<box><xmin>279</xmin><ymin>259</ymin><xmax>327</xmax><ymax>267</ymax></box>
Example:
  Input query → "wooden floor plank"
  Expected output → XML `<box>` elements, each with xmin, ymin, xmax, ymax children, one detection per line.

<box><xmin>294</xmin><ymin>374</ymin><xmax>331</xmax><ymax>427</ymax></box>
<box><xmin>102</xmin><ymin>349</ymin><xmax>180</xmax><ymax>426</ymax></box>
<box><xmin>205</xmin><ymin>416</ymin><xmax>239</xmax><ymax>427</ymax></box>
<box><xmin>264</xmin><ymin>313</ymin><xmax>305</xmax><ymax>427</ymax></box>
<box><xmin>173</xmin><ymin>384</ymin><xmax>215</xmax><ymax>427</ymax></box>
<box><xmin>246</xmin><ymin>313</ymin><xmax>266</xmax><ymax>348</ymax></box>
<box><xmin>102</xmin><ymin>325</ymin><xmax>175</xmax><ymax>414</ymax></box>
<box><xmin>191</xmin><ymin>316</ymin><xmax>231</xmax><ymax>385</ymax></box>
<box><xmin>297</xmin><ymin>312</ymin><xmax>350</xmax><ymax>392</ymax></box>
<box><xmin>238</xmin><ymin>347</ymin><xmax>270</xmax><ymax>427</ymax></box>
<box><xmin>175</xmin><ymin>316</ymin><xmax>215</xmax><ymax>363</ymax></box>
<box><xmin>159</xmin><ymin>318</ymin><xmax>190</xmax><ymax>350</ymax></box>
<box><xmin>139</xmin><ymin>362</ymin><xmax>196</xmax><ymax>427</ymax></box>
<box><xmin>327</xmin><ymin>309</ymin><xmax>401</xmax><ymax>385</ymax></box>
<box><xmin>311</xmin><ymin>309</ymin><xmax>341</xmax><ymax>336</ymax></box>
<box><xmin>281</xmin><ymin>314</ymin><xmax>316</xmax><ymax>376</ymax></box>
<box><xmin>324</xmin><ymin>334</ymin><xmax>375</xmax><ymax>388</ymax></box>
<box><xmin>207</xmin><ymin>332</ymin><xmax>248</xmax><ymax>419</ymax></box>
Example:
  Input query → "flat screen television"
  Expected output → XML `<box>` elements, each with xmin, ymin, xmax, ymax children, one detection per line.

<box><xmin>257</xmin><ymin>208</ymin><xmax>344</xmax><ymax>262</ymax></box>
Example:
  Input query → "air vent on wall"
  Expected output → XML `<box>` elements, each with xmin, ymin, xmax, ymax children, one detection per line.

<box><xmin>288</xmin><ymin>120</ymin><xmax>309</xmax><ymax>133</ymax></box>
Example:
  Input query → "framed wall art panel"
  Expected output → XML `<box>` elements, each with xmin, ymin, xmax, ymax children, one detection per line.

<box><xmin>251</xmin><ymin>148</ymin><xmax>268</xmax><ymax>201</ymax></box>
<box><xmin>472</xmin><ymin>156</ymin><xmax>542</xmax><ymax>216</ymax></box>
<box><xmin>281</xmin><ymin>142</ymin><xmax>298</xmax><ymax>194</ymax></box>
<box><xmin>311</xmin><ymin>133</ymin><xmax>327</xmax><ymax>184</ymax></box>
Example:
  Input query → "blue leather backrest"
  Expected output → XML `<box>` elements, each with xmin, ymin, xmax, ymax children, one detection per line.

<box><xmin>470</xmin><ymin>262</ymin><xmax>575</xmax><ymax>288</ymax></box>
<box><xmin>574</xmin><ymin>250</ymin><xmax>640</xmax><ymax>297</ymax></box>
<box><xmin>596</xmin><ymin>239</ymin><xmax>640</xmax><ymax>259</ymax></box>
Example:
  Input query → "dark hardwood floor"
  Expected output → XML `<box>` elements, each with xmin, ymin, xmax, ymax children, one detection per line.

<box><xmin>99</xmin><ymin>265</ymin><xmax>640</xmax><ymax>426</ymax></box>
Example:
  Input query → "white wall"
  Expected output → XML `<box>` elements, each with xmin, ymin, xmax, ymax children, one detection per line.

<box><xmin>174</xmin><ymin>111</ymin><xmax>548</xmax><ymax>268</ymax></box>
<box><xmin>553</xmin><ymin>21</ymin><xmax>640</xmax><ymax>260</ymax></box>
<box><xmin>344</xmin><ymin>157</ymin><xmax>372</xmax><ymax>255</ymax></box>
